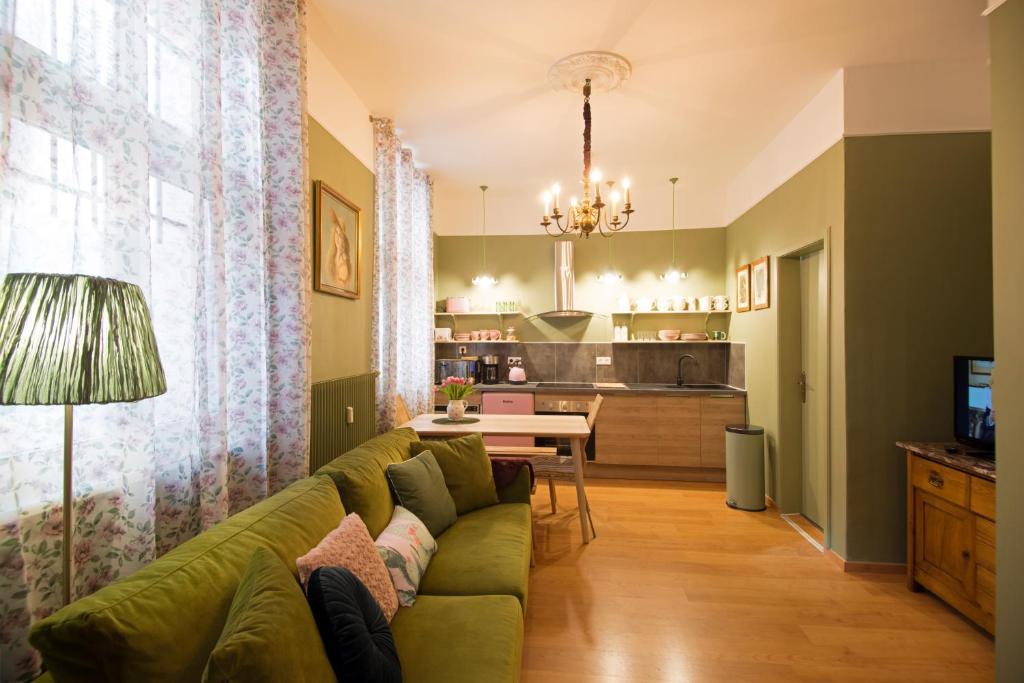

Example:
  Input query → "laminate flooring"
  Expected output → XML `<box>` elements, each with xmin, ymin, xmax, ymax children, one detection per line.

<box><xmin>524</xmin><ymin>479</ymin><xmax>993</xmax><ymax>682</ymax></box>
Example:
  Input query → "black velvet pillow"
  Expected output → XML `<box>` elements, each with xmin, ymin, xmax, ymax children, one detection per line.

<box><xmin>306</xmin><ymin>566</ymin><xmax>403</xmax><ymax>683</ymax></box>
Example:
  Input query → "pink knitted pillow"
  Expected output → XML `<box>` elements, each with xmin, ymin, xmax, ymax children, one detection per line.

<box><xmin>296</xmin><ymin>513</ymin><xmax>399</xmax><ymax>621</ymax></box>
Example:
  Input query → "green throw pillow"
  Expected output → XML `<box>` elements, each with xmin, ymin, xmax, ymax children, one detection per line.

<box><xmin>203</xmin><ymin>547</ymin><xmax>335</xmax><ymax>683</ymax></box>
<box><xmin>385</xmin><ymin>451</ymin><xmax>457</xmax><ymax>537</ymax></box>
<box><xmin>410</xmin><ymin>433</ymin><xmax>499</xmax><ymax>515</ymax></box>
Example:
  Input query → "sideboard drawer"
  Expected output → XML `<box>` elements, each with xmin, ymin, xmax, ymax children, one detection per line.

<box><xmin>971</xmin><ymin>477</ymin><xmax>996</xmax><ymax>520</ymax></box>
<box><xmin>911</xmin><ymin>458</ymin><xmax>968</xmax><ymax>507</ymax></box>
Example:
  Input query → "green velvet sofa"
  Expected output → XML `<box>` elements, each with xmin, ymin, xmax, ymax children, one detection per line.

<box><xmin>29</xmin><ymin>427</ymin><xmax>532</xmax><ymax>683</ymax></box>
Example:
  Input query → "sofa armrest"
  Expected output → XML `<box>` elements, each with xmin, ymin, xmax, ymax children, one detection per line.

<box><xmin>495</xmin><ymin>465</ymin><xmax>532</xmax><ymax>505</ymax></box>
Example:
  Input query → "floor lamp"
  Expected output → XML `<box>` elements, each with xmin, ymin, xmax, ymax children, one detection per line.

<box><xmin>0</xmin><ymin>273</ymin><xmax>166</xmax><ymax>605</ymax></box>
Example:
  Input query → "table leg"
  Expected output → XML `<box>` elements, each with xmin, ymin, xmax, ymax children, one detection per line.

<box><xmin>571</xmin><ymin>437</ymin><xmax>591</xmax><ymax>544</ymax></box>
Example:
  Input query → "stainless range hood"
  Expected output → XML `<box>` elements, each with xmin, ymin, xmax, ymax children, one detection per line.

<box><xmin>534</xmin><ymin>241</ymin><xmax>594</xmax><ymax>319</ymax></box>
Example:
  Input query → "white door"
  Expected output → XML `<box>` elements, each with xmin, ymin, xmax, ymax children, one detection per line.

<box><xmin>800</xmin><ymin>249</ymin><xmax>827</xmax><ymax>526</ymax></box>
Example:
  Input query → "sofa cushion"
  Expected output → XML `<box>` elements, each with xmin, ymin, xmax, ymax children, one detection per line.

<box><xmin>306</xmin><ymin>567</ymin><xmax>402</xmax><ymax>683</ymax></box>
<box><xmin>417</xmin><ymin>503</ymin><xmax>531</xmax><ymax>610</ymax></box>
<box><xmin>316</xmin><ymin>428</ymin><xmax>418</xmax><ymax>538</ymax></box>
<box><xmin>390</xmin><ymin>595</ymin><xmax>523</xmax><ymax>683</ymax></box>
<box><xmin>375</xmin><ymin>506</ymin><xmax>437</xmax><ymax>607</ymax></box>
<box><xmin>296</xmin><ymin>513</ymin><xmax>399</xmax><ymax>621</ymax></box>
<box><xmin>385</xmin><ymin>451</ymin><xmax>457</xmax><ymax>538</ymax></box>
<box><xmin>410</xmin><ymin>433</ymin><xmax>499</xmax><ymax>515</ymax></box>
<box><xmin>29</xmin><ymin>476</ymin><xmax>344</xmax><ymax>683</ymax></box>
<box><xmin>203</xmin><ymin>548</ymin><xmax>335</xmax><ymax>683</ymax></box>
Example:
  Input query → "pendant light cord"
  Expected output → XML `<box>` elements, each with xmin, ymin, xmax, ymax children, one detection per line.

<box><xmin>670</xmin><ymin>177</ymin><xmax>678</xmax><ymax>269</ymax></box>
<box><xmin>480</xmin><ymin>185</ymin><xmax>488</xmax><ymax>272</ymax></box>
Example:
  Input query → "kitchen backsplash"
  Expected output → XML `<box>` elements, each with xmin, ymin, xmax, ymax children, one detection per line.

<box><xmin>434</xmin><ymin>342</ymin><xmax>746</xmax><ymax>388</ymax></box>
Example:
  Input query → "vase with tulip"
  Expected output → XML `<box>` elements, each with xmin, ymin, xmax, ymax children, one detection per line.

<box><xmin>439</xmin><ymin>376</ymin><xmax>476</xmax><ymax>421</ymax></box>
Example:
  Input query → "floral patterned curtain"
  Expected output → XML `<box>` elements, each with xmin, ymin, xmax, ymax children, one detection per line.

<box><xmin>371</xmin><ymin>118</ymin><xmax>434</xmax><ymax>430</ymax></box>
<box><xmin>0</xmin><ymin>1</ymin><xmax>311</xmax><ymax>679</ymax></box>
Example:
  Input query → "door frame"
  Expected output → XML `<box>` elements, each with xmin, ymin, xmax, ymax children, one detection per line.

<box><xmin>774</xmin><ymin>231</ymin><xmax>833</xmax><ymax>548</ymax></box>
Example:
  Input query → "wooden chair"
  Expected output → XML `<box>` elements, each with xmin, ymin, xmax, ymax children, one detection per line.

<box><xmin>531</xmin><ymin>394</ymin><xmax>603</xmax><ymax>536</ymax></box>
<box><xmin>394</xmin><ymin>394</ymin><xmax>412</xmax><ymax>426</ymax></box>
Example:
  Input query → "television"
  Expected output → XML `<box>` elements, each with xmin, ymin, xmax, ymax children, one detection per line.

<box><xmin>953</xmin><ymin>356</ymin><xmax>995</xmax><ymax>453</ymax></box>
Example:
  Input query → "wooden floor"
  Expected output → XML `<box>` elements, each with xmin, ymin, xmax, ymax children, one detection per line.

<box><xmin>525</xmin><ymin>479</ymin><xmax>994</xmax><ymax>682</ymax></box>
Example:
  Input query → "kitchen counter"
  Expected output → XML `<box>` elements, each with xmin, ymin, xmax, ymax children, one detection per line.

<box><xmin>896</xmin><ymin>441</ymin><xmax>995</xmax><ymax>482</ymax></box>
<box><xmin>453</xmin><ymin>382</ymin><xmax>746</xmax><ymax>397</ymax></box>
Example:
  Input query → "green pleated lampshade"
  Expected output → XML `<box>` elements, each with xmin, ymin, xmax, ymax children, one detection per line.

<box><xmin>0</xmin><ymin>273</ymin><xmax>167</xmax><ymax>405</ymax></box>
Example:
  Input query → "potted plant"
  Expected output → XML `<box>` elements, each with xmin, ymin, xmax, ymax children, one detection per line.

<box><xmin>439</xmin><ymin>376</ymin><xmax>476</xmax><ymax>421</ymax></box>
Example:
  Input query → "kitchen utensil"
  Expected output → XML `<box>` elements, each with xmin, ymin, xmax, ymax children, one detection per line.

<box><xmin>434</xmin><ymin>327</ymin><xmax>452</xmax><ymax>341</ymax></box>
<box><xmin>682</xmin><ymin>332</ymin><xmax>709</xmax><ymax>341</ymax></box>
<box><xmin>505</xmin><ymin>326</ymin><xmax>517</xmax><ymax>341</ymax></box>
<box><xmin>698</xmin><ymin>296</ymin><xmax>712</xmax><ymax>312</ymax></box>
<box><xmin>489</xmin><ymin>329</ymin><xmax>501</xmax><ymax>340</ymax></box>
<box><xmin>684</xmin><ymin>296</ymin><xmax>697</xmax><ymax>311</ymax></box>
<box><xmin>713</xmin><ymin>295</ymin><xmax>729</xmax><ymax>311</ymax></box>
<box><xmin>656</xmin><ymin>297</ymin><xmax>672</xmax><ymax>312</ymax></box>
<box><xmin>481</xmin><ymin>355</ymin><xmax>501</xmax><ymax>384</ymax></box>
<box><xmin>635</xmin><ymin>297</ymin><xmax>653</xmax><ymax>312</ymax></box>
<box><xmin>672</xmin><ymin>295</ymin><xmax>686</xmax><ymax>311</ymax></box>
<box><xmin>711</xmin><ymin>330</ymin><xmax>729</xmax><ymax>340</ymax></box>
<box><xmin>446</xmin><ymin>296</ymin><xmax>470</xmax><ymax>314</ymax></box>
<box><xmin>658</xmin><ymin>329</ymin><xmax>681</xmax><ymax>341</ymax></box>
<box><xmin>508</xmin><ymin>365</ymin><xmax>527</xmax><ymax>384</ymax></box>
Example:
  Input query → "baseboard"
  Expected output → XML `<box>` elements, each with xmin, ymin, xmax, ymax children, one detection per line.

<box><xmin>584</xmin><ymin>463</ymin><xmax>725</xmax><ymax>482</ymax></box>
<box><xmin>828</xmin><ymin>549</ymin><xmax>906</xmax><ymax>574</ymax></box>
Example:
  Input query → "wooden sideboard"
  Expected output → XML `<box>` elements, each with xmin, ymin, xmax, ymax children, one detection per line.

<box><xmin>900</xmin><ymin>442</ymin><xmax>996</xmax><ymax>634</ymax></box>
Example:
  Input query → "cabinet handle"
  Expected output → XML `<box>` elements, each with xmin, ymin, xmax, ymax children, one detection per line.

<box><xmin>927</xmin><ymin>471</ymin><xmax>944</xmax><ymax>489</ymax></box>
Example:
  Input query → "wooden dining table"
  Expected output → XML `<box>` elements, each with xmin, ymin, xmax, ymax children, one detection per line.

<box><xmin>401</xmin><ymin>413</ymin><xmax>594</xmax><ymax>543</ymax></box>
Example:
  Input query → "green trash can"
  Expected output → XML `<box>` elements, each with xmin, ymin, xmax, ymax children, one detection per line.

<box><xmin>725</xmin><ymin>424</ymin><xmax>766</xmax><ymax>511</ymax></box>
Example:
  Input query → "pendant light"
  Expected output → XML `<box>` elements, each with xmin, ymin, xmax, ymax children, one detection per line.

<box><xmin>472</xmin><ymin>185</ymin><xmax>497</xmax><ymax>287</ymax></box>
<box><xmin>597</xmin><ymin>230</ymin><xmax>623</xmax><ymax>284</ymax></box>
<box><xmin>660</xmin><ymin>177</ymin><xmax>687</xmax><ymax>282</ymax></box>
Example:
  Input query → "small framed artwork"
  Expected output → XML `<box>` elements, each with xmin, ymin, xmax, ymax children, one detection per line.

<box><xmin>313</xmin><ymin>180</ymin><xmax>362</xmax><ymax>299</ymax></box>
<box><xmin>751</xmin><ymin>256</ymin><xmax>770</xmax><ymax>310</ymax></box>
<box><xmin>735</xmin><ymin>264</ymin><xmax>751</xmax><ymax>312</ymax></box>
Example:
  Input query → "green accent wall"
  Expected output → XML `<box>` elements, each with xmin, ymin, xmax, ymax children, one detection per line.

<box><xmin>991</xmin><ymin>1</ymin><xmax>1024</xmax><ymax>678</ymax></box>
<box><xmin>843</xmin><ymin>133</ymin><xmax>992</xmax><ymax>562</ymax></box>
<box><xmin>308</xmin><ymin>117</ymin><xmax>375</xmax><ymax>381</ymax></box>
<box><xmin>724</xmin><ymin>142</ymin><xmax>848</xmax><ymax>552</ymax></box>
<box><xmin>434</xmin><ymin>228</ymin><xmax>727</xmax><ymax>342</ymax></box>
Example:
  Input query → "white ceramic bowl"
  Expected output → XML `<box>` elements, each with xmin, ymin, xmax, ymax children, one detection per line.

<box><xmin>658</xmin><ymin>329</ymin><xmax>681</xmax><ymax>341</ymax></box>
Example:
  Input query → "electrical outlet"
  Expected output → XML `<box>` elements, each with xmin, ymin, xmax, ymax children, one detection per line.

<box><xmin>596</xmin><ymin>356</ymin><xmax>612</xmax><ymax>366</ymax></box>
<box><xmin>458</xmin><ymin>345</ymin><xmax>468</xmax><ymax>356</ymax></box>
<box><xmin>507</xmin><ymin>356</ymin><xmax>522</xmax><ymax>366</ymax></box>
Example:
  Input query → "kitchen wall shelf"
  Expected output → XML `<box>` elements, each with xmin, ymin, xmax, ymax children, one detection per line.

<box><xmin>434</xmin><ymin>339</ymin><xmax>519</xmax><ymax>344</ymax></box>
<box><xmin>434</xmin><ymin>311</ymin><xmax>522</xmax><ymax>318</ymax></box>
<box><xmin>610</xmin><ymin>310</ymin><xmax>731</xmax><ymax>316</ymax></box>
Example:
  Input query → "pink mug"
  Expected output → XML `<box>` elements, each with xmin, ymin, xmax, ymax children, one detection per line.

<box><xmin>489</xmin><ymin>329</ymin><xmax>500</xmax><ymax>340</ymax></box>
<box><xmin>470</xmin><ymin>330</ymin><xmax>481</xmax><ymax>340</ymax></box>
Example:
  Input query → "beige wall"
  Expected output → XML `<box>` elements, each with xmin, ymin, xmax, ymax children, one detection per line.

<box><xmin>724</xmin><ymin>142</ymin><xmax>848</xmax><ymax>552</ymax></box>
<box><xmin>308</xmin><ymin>116</ymin><xmax>375</xmax><ymax>381</ymax></box>
<box><xmin>435</xmin><ymin>228</ymin><xmax>727</xmax><ymax>342</ymax></box>
<box><xmin>843</xmin><ymin>132</ymin><xmax>992</xmax><ymax>562</ymax></box>
<box><xmin>991</xmin><ymin>1</ymin><xmax>1024</xmax><ymax>678</ymax></box>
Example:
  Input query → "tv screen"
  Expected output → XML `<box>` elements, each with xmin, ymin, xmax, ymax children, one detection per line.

<box><xmin>953</xmin><ymin>356</ymin><xmax>995</xmax><ymax>451</ymax></box>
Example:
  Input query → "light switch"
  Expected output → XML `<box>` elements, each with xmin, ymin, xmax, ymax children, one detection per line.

<box><xmin>596</xmin><ymin>356</ymin><xmax>612</xmax><ymax>366</ymax></box>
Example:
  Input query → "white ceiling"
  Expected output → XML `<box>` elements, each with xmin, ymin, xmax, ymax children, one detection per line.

<box><xmin>311</xmin><ymin>0</ymin><xmax>989</xmax><ymax>233</ymax></box>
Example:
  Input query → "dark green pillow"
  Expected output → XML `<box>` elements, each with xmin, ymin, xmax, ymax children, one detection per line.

<box><xmin>203</xmin><ymin>547</ymin><xmax>335</xmax><ymax>683</ymax></box>
<box><xmin>410</xmin><ymin>433</ymin><xmax>499</xmax><ymax>515</ymax></box>
<box><xmin>385</xmin><ymin>451</ymin><xmax>457</xmax><ymax>537</ymax></box>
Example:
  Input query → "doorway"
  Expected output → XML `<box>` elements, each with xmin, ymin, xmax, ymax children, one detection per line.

<box><xmin>777</xmin><ymin>238</ymin><xmax>830</xmax><ymax>546</ymax></box>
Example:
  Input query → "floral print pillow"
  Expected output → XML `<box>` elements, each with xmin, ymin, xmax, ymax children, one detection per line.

<box><xmin>374</xmin><ymin>506</ymin><xmax>438</xmax><ymax>607</ymax></box>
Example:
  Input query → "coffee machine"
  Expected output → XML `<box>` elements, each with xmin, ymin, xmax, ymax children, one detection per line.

<box><xmin>481</xmin><ymin>355</ymin><xmax>500</xmax><ymax>384</ymax></box>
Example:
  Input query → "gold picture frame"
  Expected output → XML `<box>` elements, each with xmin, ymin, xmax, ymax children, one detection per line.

<box><xmin>736</xmin><ymin>264</ymin><xmax>751</xmax><ymax>312</ymax></box>
<box><xmin>313</xmin><ymin>180</ymin><xmax>362</xmax><ymax>299</ymax></box>
<box><xmin>751</xmin><ymin>255</ymin><xmax>770</xmax><ymax>310</ymax></box>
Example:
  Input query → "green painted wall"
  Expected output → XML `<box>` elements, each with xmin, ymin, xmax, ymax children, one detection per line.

<box><xmin>724</xmin><ymin>142</ymin><xmax>848</xmax><ymax>554</ymax></box>
<box><xmin>991</xmin><ymin>1</ymin><xmax>1024</xmax><ymax>678</ymax></box>
<box><xmin>843</xmin><ymin>133</ymin><xmax>992</xmax><ymax>563</ymax></box>
<box><xmin>308</xmin><ymin>117</ymin><xmax>375</xmax><ymax>381</ymax></box>
<box><xmin>435</xmin><ymin>228</ymin><xmax>727</xmax><ymax>341</ymax></box>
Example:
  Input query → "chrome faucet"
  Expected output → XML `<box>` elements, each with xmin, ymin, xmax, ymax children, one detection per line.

<box><xmin>676</xmin><ymin>354</ymin><xmax>697</xmax><ymax>386</ymax></box>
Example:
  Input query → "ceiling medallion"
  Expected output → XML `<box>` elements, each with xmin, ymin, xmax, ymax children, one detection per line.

<box><xmin>540</xmin><ymin>52</ymin><xmax>635</xmax><ymax>239</ymax></box>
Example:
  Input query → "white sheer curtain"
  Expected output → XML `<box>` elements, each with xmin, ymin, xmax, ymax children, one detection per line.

<box><xmin>371</xmin><ymin>118</ymin><xmax>434</xmax><ymax>429</ymax></box>
<box><xmin>0</xmin><ymin>2</ymin><xmax>311</xmax><ymax>680</ymax></box>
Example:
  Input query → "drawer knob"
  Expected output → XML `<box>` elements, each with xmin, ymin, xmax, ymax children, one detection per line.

<box><xmin>962</xmin><ymin>549</ymin><xmax>971</xmax><ymax>560</ymax></box>
<box><xmin>928</xmin><ymin>472</ymin><xmax>944</xmax><ymax>488</ymax></box>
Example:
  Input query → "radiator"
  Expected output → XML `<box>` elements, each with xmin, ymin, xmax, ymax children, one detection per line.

<box><xmin>310</xmin><ymin>371</ymin><xmax>378</xmax><ymax>474</ymax></box>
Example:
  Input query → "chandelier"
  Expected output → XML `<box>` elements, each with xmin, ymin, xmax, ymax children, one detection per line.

<box><xmin>540</xmin><ymin>53</ymin><xmax>635</xmax><ymax>238</ymax></box>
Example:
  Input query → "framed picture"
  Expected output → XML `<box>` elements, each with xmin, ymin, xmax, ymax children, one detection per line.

<box><xmin>313</xmin><ymin>180</ymin><xmax>362</xmax><ymax>299</ymax></box>
<box><xmin>735</xmin><ymin>264</ymin><xmax>751</xmax><ymax>312</ymax></box>
<box><xmin>751</xmin><ymin>256</ymin><xmax>770</xmax><ymax>310</ymax></box>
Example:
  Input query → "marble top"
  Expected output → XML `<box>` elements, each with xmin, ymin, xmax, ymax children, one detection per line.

<box><xmin>897</xmin><ymin>441</ymin><xmax>996</xmax><ymax>482</ymax></box>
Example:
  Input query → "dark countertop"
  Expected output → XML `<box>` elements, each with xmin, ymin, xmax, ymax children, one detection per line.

<box><xmin>445</xmin><ymin>382</ymin><xmax>746</xmax><ymax>397</ymax></box>
<box><xmin>897</xmin><ymin>441</ymin><xmax>996</xmax><ymax>482</ymax></box>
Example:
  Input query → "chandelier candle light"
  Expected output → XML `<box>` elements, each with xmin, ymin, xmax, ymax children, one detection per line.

<box><xmin>540</xmin><ymin>52</ymin><xmax>635</xmax><ymax>238</ymax></box>
<box><xmin>472</xmin><ymin>185</ymin><xmax>496</xmax><ymax>287</ymax></box>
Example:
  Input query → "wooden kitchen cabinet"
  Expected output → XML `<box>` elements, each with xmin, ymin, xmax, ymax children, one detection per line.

<box><xmin>656</xmin><ymin>396</ymin><xmax>701</xmax><ymax>467</ymax></box>
<box><xmin>904</xmin><ymin>446</ymin><xmax>995</xmax><ymax>634</ymax></box>
<box><xmin>596</xmin><ymin>395</ymin><xmax>660</xmax><ymax>465</ymax></box>
<box><xmin>699</xmin><ymin>395</ymin><xmax>746</xmax><ymax>468</ymax></box>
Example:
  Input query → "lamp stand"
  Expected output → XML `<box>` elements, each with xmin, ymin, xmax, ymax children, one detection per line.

<box><xmin>63</xmin><ymin>404</ymin><xmax>73</xmax><ymax>605</ymax></box>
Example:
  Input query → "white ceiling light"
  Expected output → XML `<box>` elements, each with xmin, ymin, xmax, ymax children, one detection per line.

<box><xmin>472</xmin><ymin>185</ymin><xmax>496</xmax><ymax>287</ymax></box>
<box><xmin>660</xmin><ymin>177</ymin><xmax>687</xmax><ymax>283</ymax></box>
